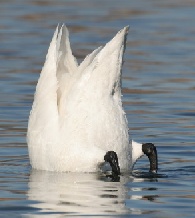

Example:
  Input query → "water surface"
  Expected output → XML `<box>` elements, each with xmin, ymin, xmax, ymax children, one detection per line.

<box><xmin>0</xmin><ymin>0</ymin><xmax>195</xmax><ymax>217</ymax></box>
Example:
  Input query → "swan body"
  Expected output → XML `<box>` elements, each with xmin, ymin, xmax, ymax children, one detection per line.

<box><xmin>27</xmin><ymin>25</ymin><xmax>148</xmax><ymax>173</ymax></box>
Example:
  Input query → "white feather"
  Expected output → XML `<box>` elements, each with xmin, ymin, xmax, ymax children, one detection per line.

<box><xmin>27</xmin><ymin>25</ymin><xmax>144</xmax><ymax>172</ymax></box>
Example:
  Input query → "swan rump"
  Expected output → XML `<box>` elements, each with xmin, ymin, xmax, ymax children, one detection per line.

<box><xmin>27</xmin><ymin>25</ymin><xmax>136</xmax><ymax>172</ymax></box>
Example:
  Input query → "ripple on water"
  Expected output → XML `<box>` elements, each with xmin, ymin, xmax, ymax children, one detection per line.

<box><xmin>0</xmin><ymin>0</ymin><xmax>195</xmax><ymax>217</ymax></box>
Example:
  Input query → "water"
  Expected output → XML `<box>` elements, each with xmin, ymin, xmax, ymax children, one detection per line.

<box><xmin>0</xmin><ymin>0</ymin><xmax>195</xmax><ymax>217</ymax></box>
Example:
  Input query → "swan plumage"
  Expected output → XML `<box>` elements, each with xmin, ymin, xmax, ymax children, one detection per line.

<box><xmin>27</xmin><ymin>25</ymin><xmax>146</xmax><ymax>172</ymax></box>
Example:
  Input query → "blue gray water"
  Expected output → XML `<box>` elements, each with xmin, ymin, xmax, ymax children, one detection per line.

<box><xmin>0</xmin><ymin>0</ymin><xmax>195</xmax><ymax>217</ymax></box>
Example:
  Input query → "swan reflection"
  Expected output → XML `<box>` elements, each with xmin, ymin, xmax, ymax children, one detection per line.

<box><xmin>27</xmin><ymin>170</ymin><xmax>159</xmax><ymax>216</ymax></box>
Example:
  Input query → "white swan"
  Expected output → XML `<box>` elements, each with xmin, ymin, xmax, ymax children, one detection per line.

<box><xmin>27</xmin><ymin>25</ymin><xmax>158</xmax><ymax>174</ymax></box>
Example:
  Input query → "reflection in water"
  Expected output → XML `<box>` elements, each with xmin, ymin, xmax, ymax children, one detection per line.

<box><xmin>28</xmin><ymin>170</ymin><xmax>129</xmax><ymax>216</ymax></box>
<box><xmin>27</xmin><ymin>170</ymin><xmax>158</xmax><ymax>216</ymax></box>
<box><xmin>1</xmin><ymin>0</ymin><xmax>195</xmax><ymax>217</ymax></box>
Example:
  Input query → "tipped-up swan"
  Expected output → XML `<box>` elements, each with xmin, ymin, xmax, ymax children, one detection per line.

<box><xmin>27</xmin><ymin>25</ymin><xmax>158</xmax><ymax>175</ymax></box>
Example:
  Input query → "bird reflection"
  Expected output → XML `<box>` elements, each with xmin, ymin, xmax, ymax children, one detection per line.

<box><xmin>27</xmin><ymin>170</ymin><xmax>159</xmax><ymax>216</ymax></box>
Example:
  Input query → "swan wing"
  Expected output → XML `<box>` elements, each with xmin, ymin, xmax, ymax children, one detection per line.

<box><xmin>72</xmin><ymin>26</ymin><xmax>129</xmax><ymax>99</ymax></box>
<box><xmin>78</xmin><ymin>46</ymin><xmax>102</xmax><ymax>73</ymax></box>
<box><xmin>56</xmin><ymin>25</ymin><xmax>78</xmax><ymax>76</ymax></box>
<box><xmin>62</xmin><ymin>27</ymin><xmax>130</xmax><ymax>170</ymax></box>
<box><xmin>56</xmin><ymin>25</ymin><xmax>78</xmax><ymax>114</ymax></box>
<box><xmin>27</xmin><ymin>26</ymin><xmax>60</xmax><ymax>170</ymax></box>
<box><xmin>28</xmin><ymin>26</ymin><xmax>131</xmax><ymax>172</ymax></box>
<box><xmin>28</xmin><ymin>25</ymin><xmax>80</xmax><ymax>170</ymax></box>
